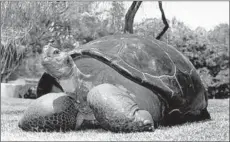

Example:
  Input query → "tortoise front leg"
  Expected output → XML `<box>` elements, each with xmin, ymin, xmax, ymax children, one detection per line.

<box><xmin>87</xmin><ymin>83</ymin><xmax>155</xmax><ymax>132</ymax></box>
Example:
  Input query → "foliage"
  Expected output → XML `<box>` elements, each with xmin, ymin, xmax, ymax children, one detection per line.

<box><xmin>0</xmin><ymin>39</ymin><xmax>26</xmax><ymax>82</ymax></box>
<box><xmin>208</xmin><ymin>23</ymin><xmax>229</xmax><ymax>45</ymax></box>
<box><xmin>135</xmin><ymin>18</ymin><xmax>166</xmax><ymax>38</ymax></box>
<box><xmin>110</xmin><ymin>1</ymin><xmax>125</xmax><ymax>33</ymax></box>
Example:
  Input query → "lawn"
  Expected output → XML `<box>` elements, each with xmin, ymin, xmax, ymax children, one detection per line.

<box><xmin>1</xmin><ymin>97</ymin><xmax>229</xmax><ymax>141</ymax></box>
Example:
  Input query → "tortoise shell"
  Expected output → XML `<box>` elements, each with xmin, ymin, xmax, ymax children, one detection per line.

<box><xmin>70</xmin><ymin>34</ymin><xmax>208</xmax><ymax>112</ymax></box>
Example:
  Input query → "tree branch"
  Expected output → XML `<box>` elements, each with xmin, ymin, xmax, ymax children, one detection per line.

<box><xmin>124</xmin><ymin>1</ymin><xmax>142</xmax><ymax>34</ymax></box>
<box><xmin>156</xmin><ymin>1</ymin><xmax>169</xmax><ymax>40</ymax></box>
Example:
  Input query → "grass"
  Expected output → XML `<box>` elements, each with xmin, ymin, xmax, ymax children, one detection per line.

<box><xmin>1</xmin><ymin>97</ymin><xmax>229</xmax><ymax>141</ymax></box>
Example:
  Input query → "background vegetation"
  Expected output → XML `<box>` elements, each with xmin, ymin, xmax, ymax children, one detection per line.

<box><xmin>1</xmin><ymin>1</ymin><xmax>229</xmax><ymax>99</ymax></box>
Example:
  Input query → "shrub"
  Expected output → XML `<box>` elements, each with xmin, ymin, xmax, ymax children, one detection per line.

<box><xmin>0</xmin><ymin>39</ymin><xmax>26</xmax><ymax>82</ymax></box>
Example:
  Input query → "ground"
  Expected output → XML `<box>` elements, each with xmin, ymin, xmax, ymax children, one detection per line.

<box><xmin>1</xmin><ymin>97</ymin><xmax>229</xmax><ymax>141</ymax></box>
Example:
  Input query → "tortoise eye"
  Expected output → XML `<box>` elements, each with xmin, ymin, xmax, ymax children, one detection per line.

<box><xmin>53</xmin><ymin>50</ymin><xmax>60</xmax><ymax>55</ymax></box>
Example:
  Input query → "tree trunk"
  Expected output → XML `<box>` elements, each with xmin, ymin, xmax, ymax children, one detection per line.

<box><xmin>156</xmin><ymin>1</ymin><xmax>169</xmax><ymax>40</ymax></box>
<box><xmin>124</xmin><ymin>1</ymin><xmax>142</xmax><ymax>34</ymax></box>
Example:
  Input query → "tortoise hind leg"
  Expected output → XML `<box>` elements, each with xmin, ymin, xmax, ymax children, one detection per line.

<box><xmin>87</xmin><ymin>83</ymin><xmax>155</xmax><ymax>132</ymax></box>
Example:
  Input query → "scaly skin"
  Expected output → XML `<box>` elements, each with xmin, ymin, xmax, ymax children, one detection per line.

<box><xmin>87</xmin><ymin>83</ymin><xmax>155</xmax><ymax>132</ymax></box>
<box><xmin>18</xmin><ymin>93</ymin><xmax>78</xmax><ymax>132</ymax></box>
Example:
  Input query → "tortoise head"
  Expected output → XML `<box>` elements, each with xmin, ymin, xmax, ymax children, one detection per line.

<box><xmin>42</xmin><ymin>44</ymin><xmax>75</xmax><ymax>79</ymax></box>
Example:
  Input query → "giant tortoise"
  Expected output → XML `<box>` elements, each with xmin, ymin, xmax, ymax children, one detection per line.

<box><xmin>18</xmin><ymin>34</ymin><xmax>210</xmax><ymax>132</ymax></box>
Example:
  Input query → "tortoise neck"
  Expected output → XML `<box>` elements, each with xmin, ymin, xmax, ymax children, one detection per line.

<box><xmin>74</xmin><ymin>65</ymin><xmax>92</xmax><ymax>81</ymax></box>
<box><xmin>60</xmin><ymin>64</ymin><xmax>94</xmax><ymax>96</ymax></box>
<box><xmin>59</xmin><ymin>65</ymin><xmax>85</xmax><ymax>93</ymax></box>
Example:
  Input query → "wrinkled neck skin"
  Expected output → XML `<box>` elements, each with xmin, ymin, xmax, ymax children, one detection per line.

<box><xmin>59</xmin><ymin>64</ymin><xmax>93</xmax><ymax>97</ymax></box>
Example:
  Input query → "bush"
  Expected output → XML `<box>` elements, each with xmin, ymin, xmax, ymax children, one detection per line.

<box><xmin>0</xmin><ymin>38</ymin><xmax>26</xmax><ymax>82</ymax></box>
